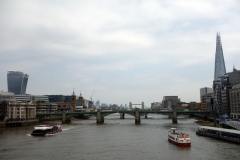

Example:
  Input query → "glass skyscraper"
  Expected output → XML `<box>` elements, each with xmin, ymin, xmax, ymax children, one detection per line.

<box><xmin>213</xmin><ymin>33</ymin><xmax>227</xmax><ymax>116</ymax></box>
<box><xmin>7</xmin><ymin>71</ymin><xmax>29</xmax><ymax>95</ymax></box>
<box><xmin>214</xmin><ymin>32</ymin><xmax>226</xmax><ymax>81</ymax></box>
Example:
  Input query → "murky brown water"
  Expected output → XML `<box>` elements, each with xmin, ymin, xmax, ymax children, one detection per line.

<box><xmin>1</xmin><ymin>114</ymin><xmax>240</xmax><ymax>160</ymax></box>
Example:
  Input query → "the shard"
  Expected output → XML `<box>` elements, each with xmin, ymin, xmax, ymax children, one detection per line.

<box><xmin>214</xmin><ymin>32</ymin><xmax>226</xmax><ymax>80</ymax></box>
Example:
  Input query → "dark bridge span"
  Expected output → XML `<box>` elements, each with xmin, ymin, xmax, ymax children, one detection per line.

<box><xmin>36</xmin><ymin>109</ymin><xmax>210</xmax><ymax>124</ymax></box>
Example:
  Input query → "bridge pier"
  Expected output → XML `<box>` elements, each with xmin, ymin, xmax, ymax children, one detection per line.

<box><xmin>172</xmin><ymin>109</ymin><xmax>177</xmax><ymax>124</ymax></box>
<box><xmin>144</xmin><ymin>114</ymin><xmax>148</xmax><ymax>119</ymax></box>
<box><xmin>97</xmin><ymin>109</ymin><xmax>104</xmax><ymax>124</ymax></box>
<box><xmin>135</xmin><ymin>108</ymin><xmax>141</xmax><ymax>124</ymax></box>
<box><xmin>120</xmin><ymin>113</ymin><xmax>125</xmax><ymax>119</ymax></box>
<box><xmin>62</xmin><ymin>118</ymin><xmax>71</xmax><ymax>124</ymax></box>
<box><xmin>62</xmin><ymin>110</ymin><xmax>71</xmax><ymax>124</ymax></box>
<box><xmin>204</xmin><ymin>116</ymin><xmax>208</xmax><ymax>121</ymax></box>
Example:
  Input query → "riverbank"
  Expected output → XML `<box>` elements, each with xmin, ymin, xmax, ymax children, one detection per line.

<box><xmin>194</xmin><ymin>118</ymin><xmax>215</xmax><ymax>127</ymax></box>
<box><xmin>0</xmin><ymin>120</ymin><xmax>39</xmax><ymax>128</ymax></box>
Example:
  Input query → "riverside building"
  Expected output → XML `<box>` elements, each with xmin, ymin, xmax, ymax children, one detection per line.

<box><xmin>229</xmin><ymin>82</ymin><xmax>240</xmax><ymax>119</ymax></box>
<box><xmin>201</xmin><ymin>92</ymin><xmax>213</xmax><ymax>111</ymax></box>
<box><xmin>0</xmin><ymin>101</ymin><xmax>37</xmax><ymax>127</ymax></box>
<box><xmin>162</xmin><ymin>96</ymin><xmax>179</xmax><ymax>109</ymax></box>
<box><xmin>213</xmin><ymin>68</ymin><xmax>240</xmax><ymax>116</ymax></box>
<box><xmin>0</xmin><ymin>92</ymin><xmax>16</xmax><ymax>102</ymax></box>
<box><xmin>48</xmin><ymin>93</ymin><xmax>76</xmax><ymax>111</ymax></box>
<box><xmin>15</xmin><ymin>94</ymin><xmax>32</xmax><ymax>102</ymax></box>
<box><xmin>200</xmin><ymin>87</ymin><xmax>212</xmax><ymax>100</ymax></box>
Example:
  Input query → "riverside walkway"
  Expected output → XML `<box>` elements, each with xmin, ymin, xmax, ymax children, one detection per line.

<box><xmin>224</xmin><ymin>120</ymin><xmax>240</xmax><ymax>130</ymax></box>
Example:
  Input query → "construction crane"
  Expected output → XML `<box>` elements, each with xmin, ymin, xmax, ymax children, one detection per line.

<box><xmin>90</xmin><ymin>89</ymin><xmax>95</xmax><ymax>101</ymax></box>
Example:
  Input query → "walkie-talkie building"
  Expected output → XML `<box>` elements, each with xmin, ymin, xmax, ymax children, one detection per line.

<box><xmin>7</xmin><ymin>71</ymin><xmax>29</xmax><ymax>95</ymax></box>
<box><xmin>214</xmin><ymin>32</ymin><xmax>226</xmax><ymax>80</ymax></box>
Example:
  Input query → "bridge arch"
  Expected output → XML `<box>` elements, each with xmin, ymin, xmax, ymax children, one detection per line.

<box><xmin>129</xmin><ymin>101</ymin><xmax>144</xmax><ymax>109</ymax></box>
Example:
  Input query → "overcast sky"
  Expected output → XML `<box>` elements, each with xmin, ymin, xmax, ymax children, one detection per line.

<box><xmin>0</xmin><ymin>0</ymin><xmax>240</xmax><ymax>107</ymax></box>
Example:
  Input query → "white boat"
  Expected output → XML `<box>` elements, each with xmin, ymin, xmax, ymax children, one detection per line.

<box><xmin>31</xmin><ymin>124</ymin><xmax>62</xmax><ymax>136</ymax></box>
<box><xmin>168</xmin><ymin>128</ymin><xmax>191</xmax><ymax>146</ymax></box>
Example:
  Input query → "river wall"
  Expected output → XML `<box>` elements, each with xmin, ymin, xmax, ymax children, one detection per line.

<box><xmin>0</xmin><ymin>120</ymin><xmax>39</xmax><ymax>128</ymax></box>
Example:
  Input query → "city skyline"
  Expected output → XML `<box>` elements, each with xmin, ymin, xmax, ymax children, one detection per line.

<box><xmin>0</xmin><ymin>1</ymin><xmax>240</xmax><ymax>107</ymax></box>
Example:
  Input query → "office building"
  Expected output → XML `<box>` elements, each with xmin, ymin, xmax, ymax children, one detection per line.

<box><xmin>189</xmin><ymin>102</ymin><xmax>201</xmax><ymax>110</ymax></box>
<box><xmin>214</xmin><ymin>32</ymin><xmax>226</xmax><ymax>81</ymax></box>
<box><xmin>201</xmin><ymin>92</ymin><xmax>213</xmax><ymax>111</ymax></box>
<box><xmin>15</xmin><ymin>94</ymin><xmax>32</xmax><ymax>102</ymax></box>
<box><xmin>95</xmin><ymin>100</ymin><xmax>100</xmax><ymax>107</ymax></box>
<box><xmin>0</xmin><ymin>101</ymin><xmax>36</xmax><ymax>122</ymax></box>
<box><xmin>162</xmin><ymin>96</ymin><xmax>179</xmax><ymax>109</ymax></box>
<box><xmin>32</xmin><ymin>95</ymin><xmax>49</xmax><ymax>103</ymax></box>
<box><xmin>200</xmin><ymin>87</ymin><xmax>212</xmax><ymax>99</ymax></box>
<box><xmin>151</xmin><ymin>102</ymin><xmax>162</xmax><ymax>110</ymax></box>
<box><xmin>212</xmin><ymin>33</ymin><xmax>227</xmax><ymax>116</ymax></box>
<box><xmin>7</xmin><ymin>71</ymin><xmax>29</xmax><ymax>95</ymax></box>
<box><xmin>229</xmin><ymin>82</ymin><xmax>240</xmax><ymax>119</ymax></box>
<box><xmin>12</xmin><ymin>94</ymin><xmax>49</xmax><ymax>103</ymax></box>
<box><xmin>0</xmin><ymin>92</ymin><xmax>16</xmax><ymax>102</ymax></box>
<box><xmin>213</xmin><ymin>68</ymin><xmax>240</xmax><ymax>116</ymax></box>
<box><xmin>101</xmin><ymin>103</ymin><xmax>108</xmax><ymax>107</ymax></box>
<box><xmin>36</xmin><ymin>102</ymin><xmax>57</xmax><ymax>113</ymax></box>
<box><xmin>48</xmin><ymin>92</ymin><xmax>76</xmax><ymax>111</ymax></box>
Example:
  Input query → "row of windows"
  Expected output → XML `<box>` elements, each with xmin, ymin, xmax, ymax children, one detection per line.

<box><xmin>10</xmin><ymin>108</ymin><xmax>26</xmax><ymax>110</ymax></box>
<box><xmin>10</xmin><ymin>111</ymin><xmax>27</xmax><ymax>114</ymax></box>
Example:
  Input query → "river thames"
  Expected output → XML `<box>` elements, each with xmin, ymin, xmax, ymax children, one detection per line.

<box><xmin>1</xmin><ymin>114</ymin><xmax>240</xmax><ymax>160</ymax></box>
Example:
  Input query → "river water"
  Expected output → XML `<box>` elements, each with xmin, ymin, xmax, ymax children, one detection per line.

<box><xmin>1</xmin><ymin>114</ymin><xmax>240</xmax><ymax>160</ymax></box>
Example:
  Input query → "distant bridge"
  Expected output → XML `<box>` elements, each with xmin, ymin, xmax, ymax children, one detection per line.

<box><xmin>36</xmin><ymin>109</ymin><xmax>210</xmax><ymax>124</ymax></box>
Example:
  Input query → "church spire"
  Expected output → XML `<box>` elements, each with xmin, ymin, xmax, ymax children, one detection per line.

<box><xmin>79</xmin><ymin>91</ymin><xmax>82</xmax><ymax>97</ymax></box>
<box><xmin>72</xmin><ymin>88</ymin><xmax>75</xmax><ymax>95</ymax></box>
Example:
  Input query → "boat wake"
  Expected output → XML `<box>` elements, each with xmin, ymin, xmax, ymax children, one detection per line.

<box><xmin>62</xmin><ymin>127</ymin><xmax>74</xmax><ymax>131</ymax></box>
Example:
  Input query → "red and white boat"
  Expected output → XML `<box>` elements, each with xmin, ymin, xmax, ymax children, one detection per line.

<box><xmin>168</xmin><ymin>128</ymin><xmax>191</xmax><ymax>146</ymax></box>
<box><xmin>31</xmin><ymin>124</ymin><xmax>62</xmax><ymax>136</ymax></box>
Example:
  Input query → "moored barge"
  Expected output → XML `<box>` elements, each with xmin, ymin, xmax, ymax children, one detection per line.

<box><xmin>196</xmin><ymin>126</ymin><xmax>240</xmax><ymax>144</ymax></box>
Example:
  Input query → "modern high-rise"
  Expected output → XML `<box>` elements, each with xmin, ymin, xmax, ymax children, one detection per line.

<box><xmin>200</xmin><ymin>87</ymin><xmax>212</xmax><ymax>99</ymax></box>
<box><xmin>95</xmin><ymin>100</ymin><xmax>100</xmax><ymax>107</ymax></box>
<box><xmin>213</xmin><ymin>68</ymin><xmax>240</xmax><ymax>116</ymax></box>
<box><xmin>162</xmin><ymin>96</ymin><xmax>179</xmax><ymax>109</ymax></box>
<box><xmin>213</xmin><ymin>33</ymin><xmax>227</xmax><ymax>116</ymax></box>
<box><xmin>229</xmin><ymin>82</ymin><xmax>240</xmax><ymax>119</ymax></box>
<box><xmin>7</xmin><ymin>71</ymin><xmax>29</xmax><ymax>95</ymax></box>
<box><xmin>214</xmin><ymin>32</ymin><xmax>226</xmax><ymax>80</ymax></box>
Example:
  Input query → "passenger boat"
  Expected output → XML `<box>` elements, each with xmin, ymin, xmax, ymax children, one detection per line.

<box><xmin>168</xmin><ymin>128</ymin><xmax>191</xmax><ymax>146</ymax></box>
<box><xmin>31</xmin><ymin>124</ymin><xmax>62</xmax><ymax>136</ymax></box>
<box><xmin>196</xmin><ymin>126</ymin><xmax>240</xmax><ymax>144</ymax></box>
